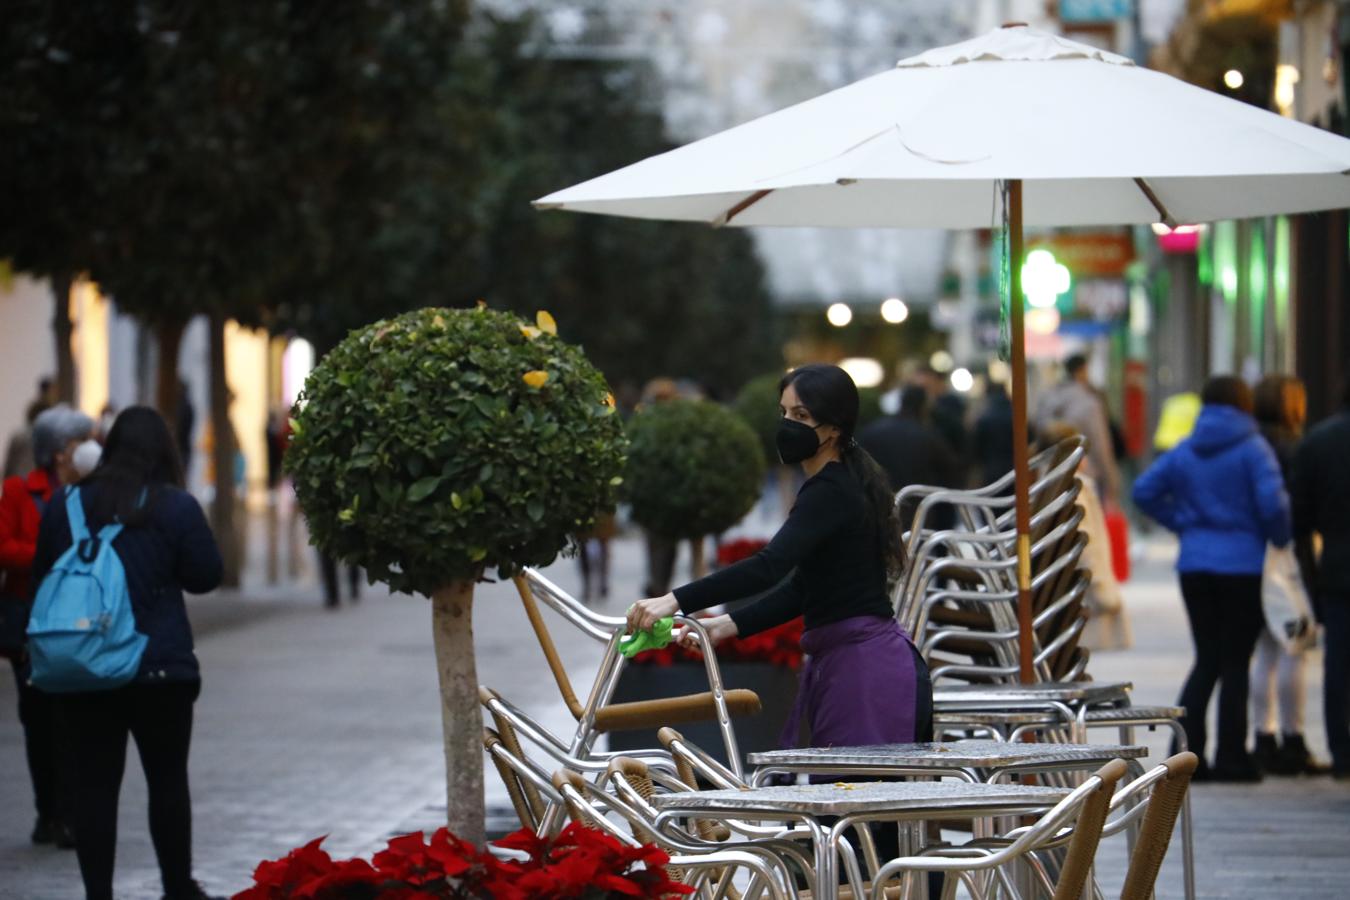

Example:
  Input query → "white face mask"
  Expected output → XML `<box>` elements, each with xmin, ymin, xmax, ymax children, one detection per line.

<box><xmin>71</xmin><ymin>439</ymin><xmax>103</xmax><ymax>477</ymax></box>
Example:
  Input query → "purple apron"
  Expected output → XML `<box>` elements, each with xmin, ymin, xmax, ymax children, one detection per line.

<box><xmin>780</xmin><ymin>615</ymin><xmax>920</xmax><ymax>750</ymax></box>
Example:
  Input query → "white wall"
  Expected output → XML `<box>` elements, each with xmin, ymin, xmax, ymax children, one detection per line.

<box><xmin>0</xmin><ymin>276</ymin><xmax>59</xmax><ymax>449</ymax></box>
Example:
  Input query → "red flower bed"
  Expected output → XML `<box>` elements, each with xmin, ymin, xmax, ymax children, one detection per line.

<box><xmin>627</xmin><ymin>618</ymin><xmax>804</xmax><ymax>670</ymax></box>
<box><xmin>715</xmin><ymin>538</ymin><xmax>768</xmax><ymax>568</ymax></box>
<box><xmin>235</xmin><ymin>823</ymin><xmax>692</xmax><ymax>900</ymax></box>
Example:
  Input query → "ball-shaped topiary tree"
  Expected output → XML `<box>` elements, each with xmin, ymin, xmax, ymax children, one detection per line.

<box><xmin>625</xmin><ymin>399</ymin><xmax>765</xmax><ymax>558</ymax></box>
<box><xmin>731</xmin><ymin>372</ymin><xmax>784</xmax><ymax>470</ymax></box>
<box><xmin>286</xmin><ymin>306</ymin><xmax>625</xmax><ymax>843</ymax></box>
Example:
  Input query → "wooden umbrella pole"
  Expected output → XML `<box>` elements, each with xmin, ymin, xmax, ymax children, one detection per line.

<box><xmin>1007</xmin><ymin>179</ymin><xmax>1035</xmax><ymax>684</ymax></box>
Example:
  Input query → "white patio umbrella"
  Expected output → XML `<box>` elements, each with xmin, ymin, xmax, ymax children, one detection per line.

<box><xmin>535</xmin><ymin>24</ymin><xmax>1350</xmax><ymax>682</ymax></box>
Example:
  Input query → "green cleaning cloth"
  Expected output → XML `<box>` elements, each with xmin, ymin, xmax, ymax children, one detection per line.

<box><xmin>619</xmin><ymin>617</ymin><xmax>674</xmax><ymax>658</ymax></box>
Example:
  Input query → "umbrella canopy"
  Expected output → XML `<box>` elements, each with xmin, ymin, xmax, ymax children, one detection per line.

<box><xmin>536</xmin><ymin>26</ymin><xmax>1350</xmax><ymax>228</ymax></box>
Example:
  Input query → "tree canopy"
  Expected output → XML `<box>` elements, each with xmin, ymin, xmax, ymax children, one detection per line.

<box><xmin>1</xmin><ymin>3</ymin><xmax>778</xmax><ymax>396</ymax></box>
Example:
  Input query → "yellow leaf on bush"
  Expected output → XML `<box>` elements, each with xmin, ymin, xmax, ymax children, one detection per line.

<box><xmin>519</xmin><ymin>324</ymin><xmax>541</xmax><ymax>340</ymax></box>
<box><xmin>523</xmin><ymin>370</ymin><xmax>549</xmax><ymax>388</ymax></box>
<box><xmin>604</xmin><ymin>392</ymin><xmax>616</xmax><ymax>408</ymax></box>
<box><xmin>536</xmin><ymin>310</ymin><xmax>557</xmax><ymax>336</ymax></box>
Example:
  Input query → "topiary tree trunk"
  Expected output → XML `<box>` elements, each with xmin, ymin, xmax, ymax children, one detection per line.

<box><xmin>430</xmin><ymin>580</ymin><xmax>484</xmax><ymax>844</ymax></box>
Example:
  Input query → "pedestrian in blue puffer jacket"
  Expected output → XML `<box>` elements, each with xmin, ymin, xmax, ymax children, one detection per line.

<box><xmin>32</xmin><ymin>407</ymin><xmax>223</xmax><ymax>900</ymax></box>
<box><xmin>1133</xmin><ymin>375</ymin><xmax>1291</xmax><ymax>782</ymax></box>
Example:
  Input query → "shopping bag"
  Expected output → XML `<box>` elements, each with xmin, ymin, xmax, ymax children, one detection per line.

<box><xmin>1262</xmin><ymin>544</ymin><xmax>1316</xmax><ymax>653</ymax></box>
<box><xmin>1104</xmin><ymin>507</ymin><xmax>1130</xmax><ymax>583</ymax></box>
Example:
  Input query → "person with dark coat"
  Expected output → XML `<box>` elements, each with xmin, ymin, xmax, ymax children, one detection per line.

<box><xmin>917</xmin><ymin>364</ymin><xmax>969</xmax><ymax>481</ymax></box>
<box><xmin>1</xmin><ymin>405</ymin><xmax>94</xmax><ymax>848</ymax></box>
<box><xmin>972</xmin><ymin>381</ymin><xmax>1016</xmax><ymax>487</ymax></box>
<box><xmin>32</xmin><ymin>406</ymin><xmax>224</xmax><ymax>900</ymax></box>
<box><xmin>857</xmin><ymin>384</ymin><xmax>959</xmax><ymax>531</ymax></box>
<box><xmin>1291</xmin><ymin>374</ymin><xmax>1350</xmax><ymax>779</ymax></box>
<box><xmin>1248</xmin><ymin>375</ymin><xmax>1328</xmax><ymax>775</ymax></box>
<box><xmin>1133</xmin><ymin>376</ymin><xmax>1291</xmax><ymax>782</ymax></box>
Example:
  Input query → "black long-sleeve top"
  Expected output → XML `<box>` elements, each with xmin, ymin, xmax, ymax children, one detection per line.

<box><xmin>1291</xmin><ymin>407</ymin><xmax>1350</xmax><ymax>596</ymax></box>
<box><xmin>674</xmin><ymin>461</ymin><xmax>892</xmax><ymax>636</ymax></box>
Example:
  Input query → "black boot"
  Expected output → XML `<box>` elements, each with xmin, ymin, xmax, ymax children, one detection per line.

<box><xmin>162</xmin><ymin>880</ymin><xmax>225</xmax><ymax>900</ymax></box>
<box><xmin>1253</xmin><ymin>732</ymin><xmax>1279</xmax><ymax>773</ymax></box>
<box><xmin>1276</xmin><ymin>733</ymin><xmax>1331</xmax><ymax>776</ymax></box>
<box><xmin>31</xmin><ymin>816</ymin><xmax>56</xmax><ymax>845</ymax></box>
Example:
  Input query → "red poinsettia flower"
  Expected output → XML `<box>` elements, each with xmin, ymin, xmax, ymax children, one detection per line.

<box><xmin>292</xmin><ymin>858</ymin><xmax>381</xmax><ymax>899</ymax></box>
<box><xmin>236</xmin><ymin>836</ymin><xmax>337</xmax><ymax>899</ymax></box>
<box><xmin>240</xmin><ymin>822</ymin><xmax>692</xmax><ymax>899</ymax></box>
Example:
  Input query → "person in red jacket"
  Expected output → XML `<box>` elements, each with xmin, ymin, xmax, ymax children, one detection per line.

<box><xmin>0</xmin><ymin>404</ymin><xmax>95</xmax><ymax>846</ymax></box>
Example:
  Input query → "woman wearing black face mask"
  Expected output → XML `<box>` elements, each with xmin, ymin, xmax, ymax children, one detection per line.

<box><xmin>627</xmin><ymin>364</ymin><xmax>932</xmax><ymax>752</ymax></box>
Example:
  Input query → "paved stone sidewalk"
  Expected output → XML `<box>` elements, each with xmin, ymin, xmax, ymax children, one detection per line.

<box><xmin>2</xmin><ymin>528</ymin><xmax>1347</xmax><ymax>899</ymax></box>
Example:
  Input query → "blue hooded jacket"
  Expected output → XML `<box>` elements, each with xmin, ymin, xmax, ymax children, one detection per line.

<box><xmin>1132</xmin><ymin>403</ymin><xmax>1291</xmax><ymax>575</ymax></box>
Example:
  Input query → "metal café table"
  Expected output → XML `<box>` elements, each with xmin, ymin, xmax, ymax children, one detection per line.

<box><xmin>650</xmin><ymin>780</ymin><xmax>1070</xmax><ymax>900</ymax></box>
<box><xmin>932</xmin><ymin>681</ymin><xmax>1132</xmax><ymax>743</ymax></box>
<box><xmin>747</xmin><ymin>739</ymin><xmax>1148</xmax><ymax>786</ymax></box>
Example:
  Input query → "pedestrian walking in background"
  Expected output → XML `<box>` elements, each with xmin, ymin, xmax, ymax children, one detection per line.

<box><xmin>1291</xmin><ymin>374</ymin><xmax>1350</xmax><ymax>780</ymax></box>
<box><xmin>1249</xmin><ymin>374</ymin><xmax>1328</xmax><ymax>775</ymax></box>
<box><xmin>916</xmin><ymin>364</ymin><xmax>969</xmax><ymax>485</ymax></box>
<box><xmin>1</xmin><ymin>404</ymin><xmax>95</xmax><ymax>849</ymax></box>
<box><xmin>972</xmin><ymin>379</ymin><xmax>1016</xmax><ymax>488</ymax></box>
<box><xmin>1035</xmin><ymin>353</ymin><xmax>1121</xmax><ymax>505</ymax></box>
<box><xmin>1133</xmin><ymin>376</ymin><xmax>1291</xmax><ymax>782</ymax></box>
<box><xmin>576</xmin><ymin>510</ymin><xmax>616</xmax><ymax>603</ymax></box>
<box><xmin>3</xmin><ymin>376</ymin><xmax>56</xmax><ymax>479</ymax></box>
<box><xmin>858</xmin><ymin>383</ymin><xmax>960</xmax><ymax>532</ymax></box>
<box><xmin>1038</xmin><ymin>422</ymin><xmax>1131</xmax><ymax>652</ymax></box>
<box><xmin>32</xmin><ymin>406</ymin><xmax>224</xmax><ymax>900</ymax></box>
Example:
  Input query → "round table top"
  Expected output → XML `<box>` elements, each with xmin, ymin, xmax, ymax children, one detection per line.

<box><xmin>748</xmin><ymin>739</ymin><xmax>1147</xmax><ymax>769</ymax></box>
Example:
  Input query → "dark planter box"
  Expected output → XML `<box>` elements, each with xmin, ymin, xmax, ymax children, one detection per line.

<box><xmin>606</xmin><ymin>661</ymin><xmax>800</xmax><ymax>767</ymax></box>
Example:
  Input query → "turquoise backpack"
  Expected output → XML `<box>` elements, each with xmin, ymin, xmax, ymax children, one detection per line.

<box><xmin>27</xmin><ymin>487</ymin><xmax>146</xmax><ymax>692</ymax></box>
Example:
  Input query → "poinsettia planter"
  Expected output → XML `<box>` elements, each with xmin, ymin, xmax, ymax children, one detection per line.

<box><xmin>606</xmin><ymin>660</ymin><xmax>799</xmax><ymax>766</ymax></box>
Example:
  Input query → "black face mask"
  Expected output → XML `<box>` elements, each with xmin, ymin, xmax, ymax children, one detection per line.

<box><xmin>776</xmin><ymin>418</ymin><xmax>826</xmax><ymax>465</ymax></box>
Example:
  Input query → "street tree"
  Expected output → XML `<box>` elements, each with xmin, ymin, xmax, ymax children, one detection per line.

<box><xmin>284</xmin><ymin>306</ymin><xmax>626</xmax><ymax>843</ymax></box>
<box><xmin>625</xmin><ymin>398</ymin><xmax>765</xmax><ymax>576</ymax></box>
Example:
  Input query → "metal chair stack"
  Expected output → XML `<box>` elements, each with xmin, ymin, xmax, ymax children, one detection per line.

<box><xmin>893</xmin><ymin>437</ymin><xmax>1092</xmax><ymax>686</ymax></box>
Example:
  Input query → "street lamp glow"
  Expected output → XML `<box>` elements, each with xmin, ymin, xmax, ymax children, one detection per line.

<box><xmin>839</xmin><ymin>357</ymin><xmax>885</xmax><ymax>388</ymax></box>
<box><xmin>826</xmin><ymin>302</ymin><xmax>853</xmax><ymax>327</ymax></box>
<box><xmin>1022</xmin><ymin>248</ymin><xmax>1070</xmax><ymax>309</ymax></box>
<box><xmin>1224</xmin><ymin>69</ymin><xmax>1244</xmax><ymax>90</ymax></box>
<box><xmin>880</xmin><ymin>297</ymin><xmax>909</xmax><ymax>323</ymax></box>
<box><xmin>1026</xmin><ymin>307</ymin><xmax>1061</xmax><ymax>335</ymax></box>
<box><xmin>950</xmin><ymin>367</ymin><xmax>974</xmax><ymax>393</ymax></box>
<box><xmin>929</xmin><ymin>350</ymin><xmax>954</xmax><ymax>373</ymax></box>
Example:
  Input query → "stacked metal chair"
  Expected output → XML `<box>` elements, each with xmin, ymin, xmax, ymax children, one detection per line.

<box><xmin>893</xmin><ymin>437</ymin><xmax>1092</xmax><ymax>686</ymax></box>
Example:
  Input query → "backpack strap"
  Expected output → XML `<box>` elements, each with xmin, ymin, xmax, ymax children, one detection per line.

<box><xmin>66</xmin><ymin>485</ymin><xmax>126</xmax><ymax>557</ymax></box>
<box><xmin>65</xmin><ymin>487</ymin><xmax>89</xmax><ymax>542</ymax></box>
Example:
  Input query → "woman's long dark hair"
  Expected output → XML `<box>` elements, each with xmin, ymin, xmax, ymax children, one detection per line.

<box><xmin>84</xmin><ymin>406</ymin><xmax>185</xmax><ymax>527</ymax></box>
<box><xmin>780</xmin><ymin>364</ymin><xmax>906</xmax><ymax>578</ymax></box>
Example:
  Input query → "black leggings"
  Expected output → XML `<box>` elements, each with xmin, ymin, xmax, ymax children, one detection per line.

<box><xmin>1178</xmin><ymin>572</ymin><xmax>1264</xmax><ymax>769</ymax></box>
<box><xmin>62</xmin><ymin>681</ymin><xmax>200</xmax><ymax>900</ymax></box>
<box><xmin>11</xmin><ymin>658</ymin><xmax>74</xmax><ymax>825</ymax></box>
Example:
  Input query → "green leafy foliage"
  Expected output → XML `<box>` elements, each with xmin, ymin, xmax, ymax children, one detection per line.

<box><xmin>732</xmin><ymin>373</ymin><xmax>787</xmax><ymax>468</ymax></box>
<box><xmin>285</xmin><ymin>307</ymin><xmax>626</xmax><ymax>596</ymax></box>
<box><xmin>625</xmin><ymin>400</ymin><xmax>765</xmax><ymax>540</ymax></box>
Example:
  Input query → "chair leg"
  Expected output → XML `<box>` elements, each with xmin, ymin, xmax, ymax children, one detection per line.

<box><xmin>1166</xmin><ymin>720</ymin><xmax>1196</xmax><ymax>900</ymax></box>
